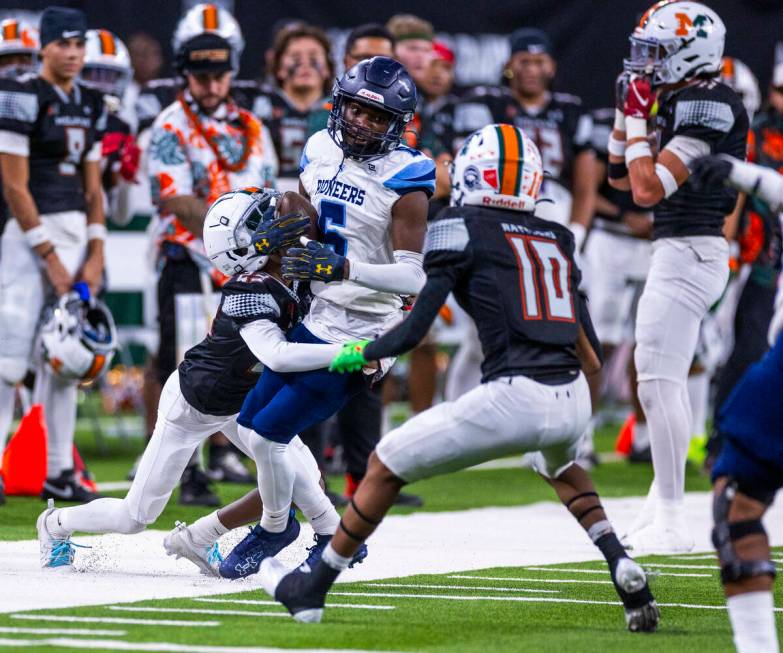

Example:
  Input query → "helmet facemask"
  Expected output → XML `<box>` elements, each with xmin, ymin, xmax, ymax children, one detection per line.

<box><xmin>624</xmin><ymin>35</ymin><xmax>671</xmax><ymax>84</ymax></box>
<box><xmin>79</xmin><ymin>64</ymin><xmax>131</xmax><ymax>98</ymax></box>
<box><xmin>328</xmin><ymin>91</ymin><xmax>410</xmax><ymax>161</ymax></box>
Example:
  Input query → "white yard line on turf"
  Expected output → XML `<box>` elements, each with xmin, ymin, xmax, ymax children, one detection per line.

<box><xmin>0</xmin><ymin>627</ymin><xmax>127</xmax><ymax>636</ymax></box>
<box><xmin>523</xmin><ymin>566</ymin><xmax>712</xmax><ymax>578</ymax></box>
<box><xmin>331</xmin><ymin>591</ymin><xmax>783</xmax><ymax>612</ymax></box>
<box><xmin>0</xmin><ymin>638</ymin><xmax>405</xmax><ymax>653</ymax></box>
<box><xmin>108</xmin><ymin>606</ymin><xmax>286</xmax><ymax>618</ymax></box>
<box><xmin>449</xmin><ymin>574</ymin><xmax>614</xmax><ymax>585</ymax></box>
<box><xmin>193</xmin><ymin>598</ymin><xmax>394</xmax><ymax>610</ymax></box>
<box><xmin>3</xmin><ymin>491</ymin><xmax>782</xmax><ymax>613</ymax></box>
<box><xmin>11</xmin><ymin>615</ymin><xmax>220</xmax><ymax>627</ymax></box>
<box><xmin>365</xmin><ymin>583</ymin><xmax>559</xmax><ymax>593</ymax></box>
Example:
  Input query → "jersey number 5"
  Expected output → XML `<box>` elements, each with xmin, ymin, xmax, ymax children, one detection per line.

<box><xmin>506</xmin><ymin>234</ymin><xmax>575</xmax><ymax>322</ymax></box>
<box><xmin>319</xmin><ymin>200</ymin><xmax>348</xmax><ymax>256</ymax></box>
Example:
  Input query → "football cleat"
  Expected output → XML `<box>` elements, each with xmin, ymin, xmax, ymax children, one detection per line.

<box><xmin>219</xmin><ymin>509</ymin><xmax>299</xmax><ymax>580</ymax></box>
<box><xmin>612</xmin><ymin>557</ymin><xmax>660</xmax><ymax>633</ymax></box>
<box><xmin>299</xmin><ymin>533</ymin><xmax>368</xmax><ymax>572</ymax></box>
<box><xmin>260</xmin><ymin>557</ymin><xmax>332</xmax><ymax>623</ymax></box>
<box><xmin>207</xmin><ymin>448</ymin><xmax>254</xmax><ymax>484</ymax></box>
<box><xmin>36</xmin><ymin>499</ymin><xmax>82</xmax><ymax>568</ymax></box>
<box><xmin>178</xmin><ymin>466</ymin><xmax>220</xmax><ymax>507</ymax></box>
<box><xmin>623</xmin><ymin>522</ymin><xmax>694</xmax><ymax>554</ymax></box>
<box><xmin>41</xmin><ymin>470</ymin><xmax>100</xmax><ymax>503</ymax></box>
<box><xmin>163</xmin><ymin>521</ymin><xmax>222</xmax><ymax>576</ymax></box>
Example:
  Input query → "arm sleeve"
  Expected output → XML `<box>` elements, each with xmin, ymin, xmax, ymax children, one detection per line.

<box><xmin>364</xmin><ymin>271</ymin><xmax>455</xmax><ymax>360</ymax></box>
<box><xmin>147</xmin><ymin>124</ymin><xmax>192</xmax><ymax>204</ymax></box>
<box><xmin>240</xmin><ymin>319</ymin><xmax>342</xmax><ymax>372</ymax></box>
<box><xmin>347</xmin><ymin>250</ymin><xmax>425</xmax><ymax>295</ymax></box>
<box><xmin>727</xmin><ymin>157</ymin><xmax>783</xmax><ymax>212</ymax></box>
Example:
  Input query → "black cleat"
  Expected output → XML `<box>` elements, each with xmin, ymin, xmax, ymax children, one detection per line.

<box><xmin>41</xmin><ymin>470</ymin><xmax>100</xmax><ymax>503</ymax></box>
<box><xmin>260</xmin><ymin>557</ymin><xmax>339</xmax><ymax>623</ymax></box>
<box><xmin>612</xmin><ymin>557</ymin><xmax>660</xmax><ymax>632</ymax></box>
<box><xmin>178</xmin><ymin>466</ymin><xmax>220</xmax><ymax>507</ymax></box>
<box><xmin>207</xmin><ymin>447</ymin><xmax>254</xmax><ymax>484</ymax></box>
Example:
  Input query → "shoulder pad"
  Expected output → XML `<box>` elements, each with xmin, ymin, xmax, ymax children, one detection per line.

<box><xmin>383</xmin><ymin>155</ymin><xmax>436</xmax><ymax>196</ymax></box>
<box><xmin>424</xmin><ymin>214</ymin><xmax>469</xmax><ymax>254</ymax></box>
<box><xmin>673</xmin><ymin>91</ymin><xmax>736</xmax><ymax>134</ymax></box>
<box><xmin>0</xmin><ymin>77</ymin><xmax>38</xmax><ymax>124</ymax></box>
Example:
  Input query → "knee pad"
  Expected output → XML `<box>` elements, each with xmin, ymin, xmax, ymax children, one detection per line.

<box><xmin>712</xmin><ymin>479</ymin><xmax>777</xmax><ymax>584</ymax></box>
<box><xmin>0</xmin><ymin>358</ymin><xmax>28</xmax><ymax>385</ymax></box>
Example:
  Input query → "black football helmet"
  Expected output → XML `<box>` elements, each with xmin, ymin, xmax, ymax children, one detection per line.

<box><xmin>328</xmin><ymin>56</ymin><xmax>416</xmax><ymax>161</ymax></box>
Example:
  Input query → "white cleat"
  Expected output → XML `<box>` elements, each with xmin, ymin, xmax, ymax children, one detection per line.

<box><xmin>615</xmin><ymin>557</ymin><xmax>648</xmax><ymax>594</ymax></box>
<box><xmin>623</xmin><ymin>522</ymin><xmax>694</xmax><ymax>554</ymax></box>
<box><xmin>36</xmin><ymin>499</ymin><xmax>74</xmax><ymax>569</ymax></box>
<box><xmin>163</xmin><ymin>521</ymin><xmax>222</xmax><ymax>576</ymax></box>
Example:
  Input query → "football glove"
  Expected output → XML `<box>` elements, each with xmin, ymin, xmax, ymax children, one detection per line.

<box><xmin>689</xmin><ymin>155</ymin><xmax>734</xmax><ymax>192</ymax></box>
<box><xmin>624</xmin><ymin>75</ymin><xmax>656</xmax><ymax>120</ymax></box>
<box><xmin>251</xmin><ymin>212</ymin><xmax>311</xmax><ymax>256</ymax></box>
<box><xmin>329</xmin><ymin>340</ymin><xmax>370</xmax><ymax>374</ymax></box>
<box><xmin>282</xmin><ymin>239</ymin><xmax>346</xmax><ymax>283</ymax></box>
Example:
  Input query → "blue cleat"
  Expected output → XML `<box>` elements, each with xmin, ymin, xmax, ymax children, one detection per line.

<box><xmin>299</xmin><ymin>533</ymin><xmax>368</xmax><ymax>572</ymax></box>
<box><xmin>219</xmin><ymin>508</ymin><xmax>300</xmax><ymax>579</ymax></box>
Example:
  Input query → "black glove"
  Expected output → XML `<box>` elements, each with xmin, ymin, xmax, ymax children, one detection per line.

<box><xmin>615</xmin><ymin>71</ymin><xmax>632</xmax><ymax>112</ymax></box>
<box><xmin>282</xmin><ymin>239</ymin><xmax>346</xmax><ymax>283</ymax></box>
<box><xmin>251</xmin><ymin>212</ymin><xmax>310</xmax><ymax>256</ymax></box>
<box><xmin>689</xmin><ymin>155</ymin><xmax>733</xmax><ymax>192</ymax></box>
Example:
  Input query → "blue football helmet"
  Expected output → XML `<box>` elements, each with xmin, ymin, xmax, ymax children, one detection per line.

<box><xmin>328</xmin><ymin>56</ymin><xmax>416</xmax><ymax>161</ymax></box>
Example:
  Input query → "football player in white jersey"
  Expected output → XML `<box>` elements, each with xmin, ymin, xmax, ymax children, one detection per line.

<box><xmin>222</xmin><ymin>56</ymin><xmax>434</xmax><ymax>569</ymax></box>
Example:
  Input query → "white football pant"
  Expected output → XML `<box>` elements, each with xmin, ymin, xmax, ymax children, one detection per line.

<box><xmin>377</xmin><ymin>372</ymin><xmax>591</xmax><ymax>483</ymax></box>
<box><xmin>634</xmin><ymin>236</ymin><xmax>729</xmax><ymax>504</ymax></box>
<box><xmin>0</xmin><ymin>212</ymin><xmax>88</xmax><ymax>476</ymax></box>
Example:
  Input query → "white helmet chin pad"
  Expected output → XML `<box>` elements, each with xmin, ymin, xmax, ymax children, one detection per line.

<box><xmin>450</xmin><ymin>123</ymin><xmax>543</xmax><ymax>213</ymax></box>
<box><xmin>203</xmin><ymin>188</ymin><xmax>279</xmax><ymax>277</ymax></box>
<box><xmin>39</xmin><ymin>293</ymin><xmax>118</xmax><ymax>384</ymax></box>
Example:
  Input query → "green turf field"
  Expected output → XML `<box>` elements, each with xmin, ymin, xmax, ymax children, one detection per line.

<box><xmin>0</xmin><ymin>549</ymin><xmax>780</xmax><ymax>652</ymax></box>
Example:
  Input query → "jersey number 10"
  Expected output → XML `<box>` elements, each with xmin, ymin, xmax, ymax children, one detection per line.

<box><xmin>506</xmin><ymin>234</ymin><xmax>575</xmax><ymax>322</ymax></box>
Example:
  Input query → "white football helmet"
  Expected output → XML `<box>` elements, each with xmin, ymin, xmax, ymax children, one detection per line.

<box><xmin>40</xmin><ymin>292</ymin><xmax>118</xmax><ymax>385</ymax></box>
<box><xmin>80</xmin><ymin>30</ymin><xmax>133</xmax><ymax>99</ymax></box>
<box><xmin>172</xmin><ymin>3</ymin><xmax>244</xmax><ymax>73</ymax></box>
<box><xmin>625</xmin><ymin>1</ymin><xmax>725</xmax><ymax>86</ymax></box>
<box><xmin>204</xmin><ymin>188</ymin><xmax>278</xmax><ymax>277</ymax></box>
<box><xmin>451</xmin><ymin>124</ymin><xmax>543</xmax><ymax>212</ymax></box>
<box><xmin>0</xmin><ymin>18</ymin><xmax>39</xmax><ymax>75</ymax></box>
<box><xmin>720</xmin><ymin>56</ymin><xmax>761</xmax><ymax>121</ymax></box>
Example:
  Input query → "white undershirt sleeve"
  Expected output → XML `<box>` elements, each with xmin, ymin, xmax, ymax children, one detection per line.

<box><xmin>240</xmin><ymin>319</ymin><xmax>342</xmax><ymax>373</ymax></box>
<box><xmin>663</xmin><ymin>135</ymin><xmax>711</xmax><ymax>170</ymax></box>
<box><xmin>728</xmin><ymin>157</ymin><xmax>783</xmax><ymax>213</ymax></box>
<box><xmin>0</xmin><ymin>130</ymin><xmax>29</xmax><ymax>156</ymax></box>
<box><xmin>347</xmin><ymin>250</ymin><xmax>425</xmax><ymax>295</ymax></box>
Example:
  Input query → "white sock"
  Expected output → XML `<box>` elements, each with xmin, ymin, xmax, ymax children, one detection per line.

<box><xmin>245</xmin><ymin>427</ymin><xmax>294</xmax><ymax>533</ymax></box>
<box><xmin>633</xmin><ymin>421</ymin><xmax>650</xmax><ymax>451</ymax></box>
<box><xmin>188</xmin><ymin>510</ymin><xmax>229</xmax><ymax>549</ymax></box>
<box><xmin>687</xmin><ymin>372</ymin><xmax>709</xmax><ymax>438</ymax></box>
<box><xmin>34</xmin><ymin>367</ymin><xmax>77</xmax><ymax>478</ymax></box>
<box><xmin>321</xmin><ymin>542</ymin><xmax>352</xmax><ymax>571</ymax></box>
<box><xmin>0</xmin><ymin>383</ymin><xmax>15</xmax><ymax>452</ymax></box>
<box><xmin>50</xmin><ymin>498</ymin><xmax>144</xmax><ymax>537</ymax></box>
<box><xmin>727</xmin><ymin>591</ymin><xmax>780</xmax><ymax>653</ymax></box>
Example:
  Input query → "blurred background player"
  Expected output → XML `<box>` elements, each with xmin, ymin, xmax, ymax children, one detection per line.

<box><xmin>262</xmin><ymin>124</ymin><xmax>659</xmax><ymax>634</ymax></box>
<box><xmin>146</xmin><ymin>19</ymin><xmax>277</xmax><ymax>505</ymax></box>
<box><xmin>0</xmin><ymin>7</ymin><xmax>108</xmax><ymax>502</ymax></box>
<box><xmin>610</xmin><ymin>1</ymin><xmax>747</xmax><ymax>552</ymax></box>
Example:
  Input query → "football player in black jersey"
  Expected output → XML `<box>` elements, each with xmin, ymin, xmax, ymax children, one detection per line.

<box><xmin>0</xmin><ymin>7</ymin><xmax>107</xmax><ymax>503</ymax></box>
<box><xmin>259</xmin><ymin>124</ymin><xmax>659</xmax><ymax>633</ymax></box>
<box><xmin>453</xmin><ymin>28</ymin><xmax>595</xmax><ymax>245</ymax></box>
<box><xmin>608</xmin><ymin>1</ymin><xmax>747</xmax><ymax>554</ymax></box>
<box><xmin>35</xmin><ymin>189</ymin><xmax>354</xmax><ymax>575</ymax></box>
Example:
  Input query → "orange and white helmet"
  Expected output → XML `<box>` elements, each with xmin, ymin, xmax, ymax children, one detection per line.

<box><xmin>80</xmin><ymin>30</ymin><xmax>132</xmax><ymax>99</ymax></box>
<box><xmin>451</xmin><ymin>124</ymin><xmax>543</xmax><ymax>212</ymax></box>
<box><xmin>625</xmin><ymin>1</ymin><xmax>725</xmax><ymax>86</ymax></box>
<box><xmin>0</xmin><ymin>18</ymin><xmax>39</xmax><ymax>74</ymax></box>
<box><xmin>172</xmin><ymin>3</ymin><xmax>244</xmax><ymax>73</ymax></box>
<box><xmin>720</xmin><ymin>56</ymin><xmax>760</xmax><ymax>121</ymax></box>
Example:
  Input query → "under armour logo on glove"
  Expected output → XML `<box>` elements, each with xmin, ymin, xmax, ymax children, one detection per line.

<box><xmin>282</xmin><ymin>238</ymin><xmax>346</xmax><ymax>283</ymax></box>
<box><xmin>624</xmin><ymin>75</ymin><xmax>656</xmax><ymax>120</ymax></box>
<box><xmin>251</xmin><ymin>212</ymin><xmax>311</xmax><ymax>256</ymax></box>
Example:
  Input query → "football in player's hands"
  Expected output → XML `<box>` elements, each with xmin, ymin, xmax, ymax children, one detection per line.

<box><xmin>689</xmin><ymin>155</ymin><xmax>734</xmax><ymax>191</ymax></box>
<box><xmin>277</xmin><ymin>191</ymin><xmax>318</xmax><ymax>239</ymax></box>
<box><xmin>623</xmin><ymin>75</ymin><xmax>656</xmax><ymax>120</ymax></box>
<box><xmin>330</xmin><ymin>340</ymin><xmax>370</xmax><ymax>374</ymax></box>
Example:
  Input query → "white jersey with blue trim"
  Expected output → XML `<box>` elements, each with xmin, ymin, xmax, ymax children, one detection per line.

<box><xmin>299</xmin><ymin>129</ymin><xmax>435</xmax><ymax>342</ymax></box>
